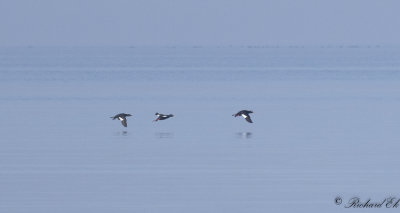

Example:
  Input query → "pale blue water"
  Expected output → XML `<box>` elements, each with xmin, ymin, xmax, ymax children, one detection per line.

<box><xmin>1</xmin><ymin>46</ymin><xmax>400</xmax><ymax>212</ymax></box>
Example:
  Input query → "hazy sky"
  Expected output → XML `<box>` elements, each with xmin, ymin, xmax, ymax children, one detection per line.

<box><xmin>0</xmin><ymin>0</ymin><xmax>399</xmax><ymax>46</ymax></box>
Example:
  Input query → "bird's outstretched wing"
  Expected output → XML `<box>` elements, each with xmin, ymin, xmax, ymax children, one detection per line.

<box><xmin>245</xmin><ymin>116</ymin><xmax>253</xmax><ymax>123</ymax></box>
<box><xmin>121</xmin><ymin>118</ymin><xmax>128</xmax><ymax>127</ymax></box>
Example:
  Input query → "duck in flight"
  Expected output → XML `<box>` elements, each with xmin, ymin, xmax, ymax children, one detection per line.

<box><xmin>154</xmin><ymin>112</ymin><xmax>174</xmax><ymax>122</ymax></box>
<box><xmin>233</xmin><ymin>110</ymin><xmax>253</xmax><ymax>123</ymax></box>
<box><xmin>111</xmin><ymin>113</ymin><xmax>132</xmax><ymax>127</ymax></box>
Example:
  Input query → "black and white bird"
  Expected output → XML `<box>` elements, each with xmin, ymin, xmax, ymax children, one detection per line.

<box><xmin>233</xmin><ymin>110</ymin><xmax>254</xmax><ymax>123</ymax></box>
<box><xmin>154</xmin><ymin>112</ymin><xmax>174</xmax><ymax>122</ymax></box>
<box><xmin>111</xmin><ymin>113</ymin><xmax>132</xmax><ymax>127</ymax></box>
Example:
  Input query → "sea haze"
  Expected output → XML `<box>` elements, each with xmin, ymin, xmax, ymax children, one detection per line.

<box><xmin>0</xmin><ymin>46</ymin><xmax>400</xmax><ymax>213</ymax></box>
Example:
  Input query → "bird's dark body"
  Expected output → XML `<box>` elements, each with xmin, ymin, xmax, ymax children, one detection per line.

<box><xmin>154</xmin><ymin>113</ymin><xmax>174</xmax><ymax>122</ymax></box>
<box><xmin>111</xmin><ymin>113</ymin><xmax>131</xmax><ymax>120</ymax></box>
<box><xmin>111</xmin><ymin>113</ymin><xmax>132</xmax><ymax>127</ymax></box>
<box><xmin>233</xmin><ymin>110</ymin><xmax>254</xmax><ymax>123</ymax></box>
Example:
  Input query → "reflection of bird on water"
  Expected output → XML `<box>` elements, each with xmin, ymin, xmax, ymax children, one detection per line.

<box><xmin>237</xmin><ymin>132</ymin><xmax>252</xmax><ymax>139</ymax></box>
<box><xmin>233</xmin><ymin>110</ymin><xmax>254</xmax><ymax>123</ymax></box>
<box><xmin>111</xmin><ymin>113</ymin><xmax>132</xmax><ymax>127</ymax></box>
<box><xmin>154</xmin><ymin>112</ymin><xmax>174</xmax><ymax>122</ymax></box>
<box><xmin>155</xmin><ymin>132</ymin><xmax>174</xmax><ymax>138</ymax></box>
<box><xmin>113</xmin><ymin>131</ymin><xmax>128</xmax><ymax>136</ymax></box>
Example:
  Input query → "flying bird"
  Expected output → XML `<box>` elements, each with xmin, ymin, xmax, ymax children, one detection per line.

<box><xmin>111</xmin><ymin>113</ymin><xmax>132</xmax><ymax>127</ymax></box>
<box><xmin>233</xmin><ymin>110</ymin><xmax>253</xmax><ymax>123</ymax></box>
<box><xmin>154</xmin><ymin>112</ymin><xmax>174</xmax><ymax>122</ymax></box>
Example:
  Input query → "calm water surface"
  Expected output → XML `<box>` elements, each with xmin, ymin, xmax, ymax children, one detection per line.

<box><xmin>0</xmin><ymin>46</ymin><xmax>400</xmax><ymax>212</ymax></box>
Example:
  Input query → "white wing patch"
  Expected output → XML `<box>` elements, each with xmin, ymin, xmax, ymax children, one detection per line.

<box><xmin>118</xmin><ymin>117</ymin><xmax>124</xmax><ymax>121</ymax></box>
<box><xmin>241</xmin><ymin>114</ymin><xmax>248</xmax><ymax>118</ymax></box>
